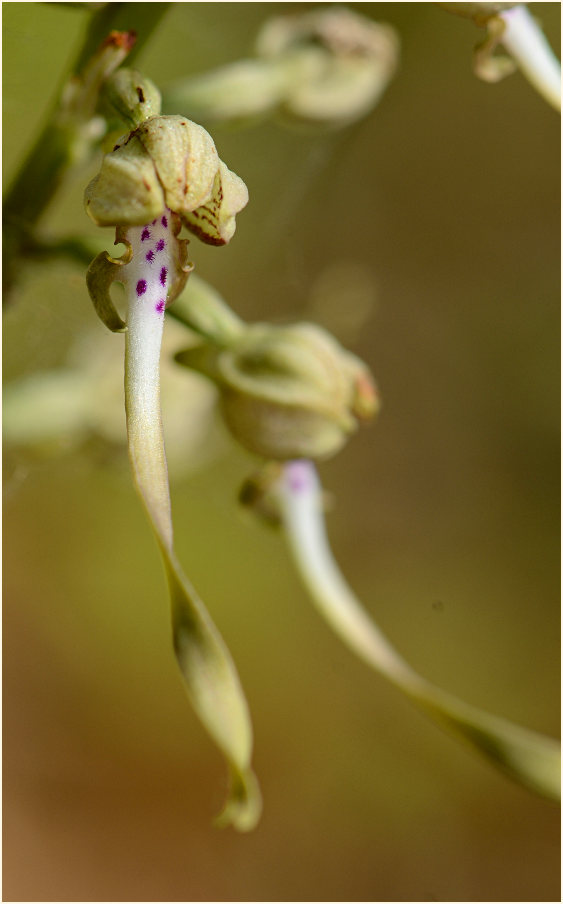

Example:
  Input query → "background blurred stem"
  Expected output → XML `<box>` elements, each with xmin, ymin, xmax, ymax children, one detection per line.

<box><xmin>2</xmin><ymin>2</ymin><xmax>170</xmax><ymax>300</ymax></box>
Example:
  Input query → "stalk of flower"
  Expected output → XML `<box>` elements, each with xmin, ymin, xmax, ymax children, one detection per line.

<box><xmin>85</xmin><ymin>93</ymin><xmax>260</xmax><ymax>830</ymax></box>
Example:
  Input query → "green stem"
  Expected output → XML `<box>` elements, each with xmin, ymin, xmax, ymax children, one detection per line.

<box><xmin>3</xmin><ymin>3</ymin><xmax>170</xmax><ymax>297</ymax></box>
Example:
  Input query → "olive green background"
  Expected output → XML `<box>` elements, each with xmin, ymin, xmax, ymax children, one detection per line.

<box><xmin>3</xmin><ymin>3</ymin><xmax>560</xmax><ymax>901</ymax></box>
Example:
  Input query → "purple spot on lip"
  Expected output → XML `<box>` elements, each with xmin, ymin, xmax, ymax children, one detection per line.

<box><xmin>151</xmin><ymin>219</ymin><xmax>157</xmax><ymax>225</ymax></box>
<box><xmin>155</xmin><ymin>239</ymin><xmax>165</xmax><ymax>252</ymax></box>
<box><xmin>141</xmin><ymin>228</ymin><xmax>151</xmax><ymax>242</ymax></box>
<box><xmin>145</xmin><ymin>250</ymin><xmax>154</xmax><ymax>262</ymax></box>
<box><xmin>136</xmin><ymin>280</ymin><xmax>147</xmax><ymax>296</ymax></box>
<box><xmin>161</xmin><ymin>215</ymin><xmax>168</xmax><ymax>228</ymax></box>
<box><xmin>287</xmin><ymin>460</ymin><xmax>311</xmax><ymax>493</ymax></box>
<box><xmin>159</xmin><ymin>266</ymin><xmax>167</xmax><ymax>286</ymax></box>
<box><xmin>155</xmin><ymin>299</ymin><xmax>166</xmax><ymax>314</ymax></box>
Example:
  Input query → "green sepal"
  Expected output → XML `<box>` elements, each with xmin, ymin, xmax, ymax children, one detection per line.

<box><xmin>85</xmin><ymin>233</ymin><xmax>131</xmax><ymax>332</ymax></box>
<box><xmin>179</xmin><ymin>161</ymin><xmax>249</xmax><ymax>247</ymax></box>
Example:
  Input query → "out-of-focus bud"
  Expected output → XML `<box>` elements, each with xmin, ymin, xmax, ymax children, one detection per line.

<box><xmin>164</xmin><ymin>58</ymin><xmax>291</xmax><ymax>124</ymax></box>
<box><xmin>256</xmin><ymin>6</ymin><xmax>399</xmax><ymax>126</ymax></box>
<box><xmin>84</xmin><ymin>115</ymin><xmax>248</xmax><ymax>244</ymax></box>
<box><xmin>176</xmin><ymin>321</ymin><xmax>379</xmax><ymax>461</ymax></box>
<box><xmin>102</xmin><ymin>67</ymin><xmax>162</xmax><ymax>127</ymax></box>
<box><xmin>164</xmin><ymin>6</ymin><xmax>399</xmax><ymax>129</ymax></box>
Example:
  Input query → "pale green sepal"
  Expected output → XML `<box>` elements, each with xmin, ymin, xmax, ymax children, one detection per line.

<box><xmin>181</xmin><ymin>162</ymin><xmax>249</xmax><ymax>246</ymax></box>
<box><xmin>164</xmin><ymin>549</ymin><xmax>262</xmax><ymax>831</ymax></box>
<box><xmin>103</xmin><ymin>67</ymin><xmax>162</xmax><ymax>127</ymax></box>
<box><xmin>137</xmin><ymin>115</ymin><xmax>219</xmax><ymax>214</ymax></box>
<box><xmin>86</xmin><ymin>249</ymin><xmax>130</xmax><ymax>332</ymax></box>
<box><xmin>84</xmin><ymin>133</ymin><xmax>165</xmax><ymax>227</ymax></box>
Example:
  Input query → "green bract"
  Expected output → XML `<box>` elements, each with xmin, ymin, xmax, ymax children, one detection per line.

<box><xmin>85</xmin><ymin>114</ymin><xmax>248</xmax><ymax>244</ymax></box>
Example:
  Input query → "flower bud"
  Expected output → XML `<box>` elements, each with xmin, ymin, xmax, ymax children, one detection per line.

<box><xmin>163</xmin><ymin>7</ymin><xmax>399</xmax><ymax>129</ymax></box>
<box><xmin>85</xmin><ymin>115</ymin><xmax>248</xmax><ymax>244</ymax></box>
<box><xmin>256</xmin><ymin>6</ymin><xmax>399</xmax><ymax>126</ymax></box>
<box><xmin>102</xmin><ymin>67</ymin><xmax>162</xmax><ymax>127</ymax></box>
<box><xmin>176</xmin><ymin>321</ymin><xmax>379</xmax><ymax>461</ymax></box>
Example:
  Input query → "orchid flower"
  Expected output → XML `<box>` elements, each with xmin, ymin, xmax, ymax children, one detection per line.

<box><xmin>172</xmin><ymin>284</ymin><xmax>559</xmax><ymax>802</ymax></box>
<box><xmin>85</xmin><ymin>98</ymin><xmax>260</xmax><ymax>830</ymax></box>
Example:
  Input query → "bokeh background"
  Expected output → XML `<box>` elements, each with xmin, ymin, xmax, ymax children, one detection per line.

<box><xmin>3</xmin><ymin>3</ymin><xmax>560</xmax><ymax>901</ymax></box>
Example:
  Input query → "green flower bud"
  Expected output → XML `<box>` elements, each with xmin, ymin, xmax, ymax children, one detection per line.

<box><xmin>256</xmin><ymin>6</ymin><xmax>399</xmax><ymax>126</ymax></box>
<box><xmin>102</xmin><ymin>67</ymin><xmax>162</xmax><ymax>127</ymax></box>
<box><xmin>176</xmin><ymin>321</ymin><xmax>379</xmax><ymax>461</ymax></box>
<box><xmin>84</xmin><ymin>115</ymin><xmax>248</xmax><ymax>245</ymax></box>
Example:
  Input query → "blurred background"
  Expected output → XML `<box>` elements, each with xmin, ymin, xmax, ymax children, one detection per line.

<box><xmin>3</xmin><ymin>3</ymin><xmax>560</xmax><ymax>901</ymax></box>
